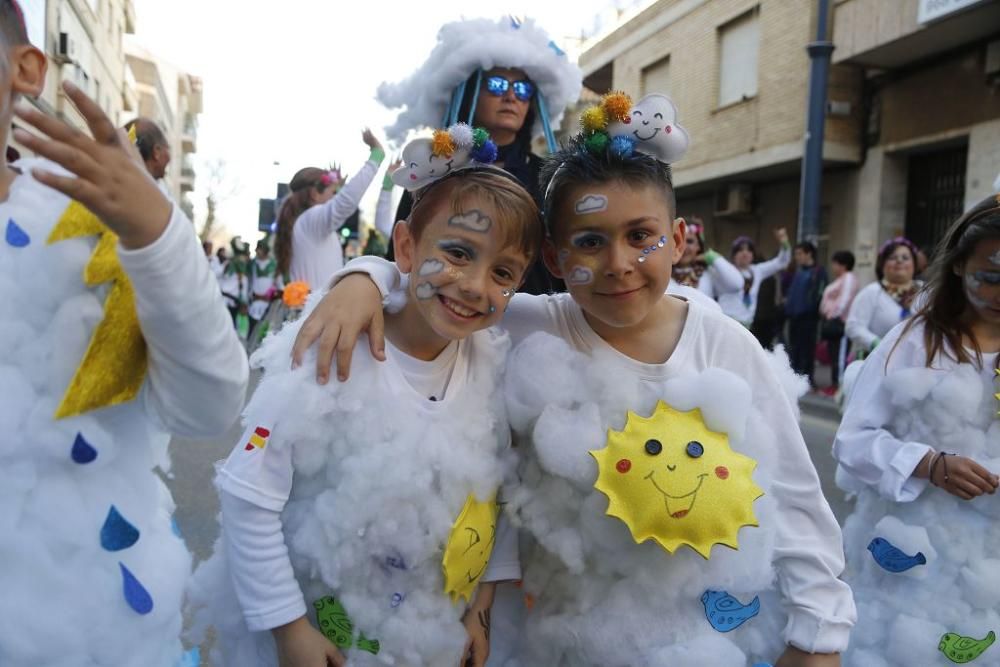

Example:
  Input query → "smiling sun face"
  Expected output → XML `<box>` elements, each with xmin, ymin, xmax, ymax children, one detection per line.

<box><xmin>442</xmin><ymin>494</ymin><xmax>498</xmax><ymax>603</ymax></box>
<box><xmin>590</xmin><ymin>401</ymin><xmax>763</xmax><ymax>559</ymax></box>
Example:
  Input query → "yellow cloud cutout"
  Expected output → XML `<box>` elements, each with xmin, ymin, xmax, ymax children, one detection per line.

<box><xmin>591</xmin><ymin>401</ymin><xmax>763</xmax><ymax>559</ymax></box>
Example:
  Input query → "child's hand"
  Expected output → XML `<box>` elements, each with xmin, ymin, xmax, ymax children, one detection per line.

<box><xmin>291</xmin><ymin>273</ymin><xmax>386</xmax><ymax>383</ymax></box>
<box><xmin>362</xmin><ymin>128</ymin><xmax>383</xmax><ymax>153</ymax></box>
<box><xmin>459</xmin><ymin>583</ymin><xmax>496</xmax><ymax>667</ymax></box>
<box><xmin>13</xmin><ymin>81</ymin><xmax>171</xmax><ymax>250</ymax></box>
<box><xmin>775</xmin><ymin>227</ymin><xmax>789</xmax><ymax>245</ymax></box>
<box><xmin>931</xmin><ymin>453</ymin><xmax>999</xmax><ymax>500</ymax></box>
<box><xmin>272</xmin><ymin>616</ymin><xmax>346</xmax><ymax>667</ymax></box>
<box><xmin>774</xmin><ymin>646</ymin><xmax>840</xmax><ymax>667</ymax></box>
<box><xmin>387</xmin><ymin>157</ymin><xmax>403</xmax><ymax>175</ymax></box>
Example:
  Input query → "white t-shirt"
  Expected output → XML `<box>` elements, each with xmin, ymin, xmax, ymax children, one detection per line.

<box><xmin>217</xmin><ymin>327</ymin><xmax>519</xmax><ymax>640</ymax></box>
<box><xmin>693</xmin><ymin>254</ymin><xmax>744</xmax><ymax>298</ymax></box>
<box><xmin>845</xmin><ymin>281</ymin><xmax>921</xmax><ymax>351</ymax></box>
<box><xmin>289</xmin><ymin>158</ymin><xmax>380</xmax><ymax>289</ymax></box>
<box><xmin>717</xmin><ymin>245</ymin><xmax>791</xmax><ymax>325</ymax></box>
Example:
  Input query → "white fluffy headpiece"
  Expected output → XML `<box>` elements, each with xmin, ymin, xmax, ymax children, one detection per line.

<box><xmin>377</xmin><ymin>16</ymin><xmax>583</xmax><ymax>142</ymax></box>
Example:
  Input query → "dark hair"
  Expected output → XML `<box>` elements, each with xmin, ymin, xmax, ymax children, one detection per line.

<box><xmin>1</xmin><ymin>1</ymin><xmax>28</xmax><ymax>48</ymax></box>
<box><xmin>457</xmin><ymin>68</ymin><xmax>538</xmax><ymax>187</ymax></box>
<box><xmin>831</xmin><ymin>250</ymin><xmax>855</xmax><ymax>271</ymax></box>
<box><xmin>408</xmin><ymin>168</ymin><xmax>541</xmax><ymax>264</ymax></box>
<box><xmin>874</xmin><ymin>237</ymin><xmax>917</xmax><ymax>281</ymax></box>
<box><xmin>124</xmin><ymin>118</ymin><xmax>168</xmax><ymax>162</ymax></box>
<box><xmin>730</xmin><ymin>235</ymin><xmax>755</xmax><ymax>259</ymax></box>
<box><xmin>274</xmin><ymin>167</ymin><xmax>330</xmax><ymax>279</ymax></box>
<box><xmin>794</xmin><ymin>241</ymin><xmax>817</xmax><ymax>260</ymax></box>
<box><xmin>540</xmin><ymin>136</ymin><xmax>675</xmax><ymax>237</ymax></box>
<box><xmin>893</xmin><ymin>195</ymin><xmax>1000</xmax><ymax>369</ymax></box>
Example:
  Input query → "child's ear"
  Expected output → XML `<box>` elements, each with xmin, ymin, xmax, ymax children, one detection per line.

<box><xmin>541</xmin><ymin>238</ymin><xmax>564</xmax><ymax>279</ymax></box>
<box><xmin>10</xmin><ymin>45</ymin><xmax>46</xmax><ymax>98</ymax></box>
<box><xmin>393</xmin><ymin>219</ymin><xmax>415</xmax><ymax>273</ymax></box>
<box><xmin>670</xmin><ymin>217</ymin><xmax>686</xmax><ymax>263</ymax></box>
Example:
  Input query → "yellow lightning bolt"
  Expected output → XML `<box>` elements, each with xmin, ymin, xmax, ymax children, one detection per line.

<box><xmin>45</xmin><ymin>123</ymin><xmax>147</xmax><ymax>419</ymax></box>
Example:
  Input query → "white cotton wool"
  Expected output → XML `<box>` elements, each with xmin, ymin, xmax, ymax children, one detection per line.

<box><xmin>763</xmin><ymin>344</ymin><xmax>809</xmax><ymax>420</ymax></box>
<box><xmin>189</xmin><ymin>314</ymin><xmax>513</xmax><ymax>665</ymax></box>
<box><xmin>504</xmin><ymin>332</ymin><xmax>788</xmax><ymax>666</ymax></box>
<box><xmin>0</xmin><ymin>159</ymin><xmax>192</xmax><ymax>666</ymax></box>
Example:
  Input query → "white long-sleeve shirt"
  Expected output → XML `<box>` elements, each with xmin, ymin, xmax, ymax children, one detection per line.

<box><xmin>718</xmin><ymin>244</ymin><xmax>792</xmax><ymax>325</ymax></box>
<box><xmin>696</xmin><ymin>253</ymin><xmax>744</xmax><ymax>299</ymax></box>
<box><xmin>219</xmin><ymin>332</ymin><xmax>519</xmax><ymax>635</ymax></box>
<box><xmin>845</xmin><ymin>281</ymin><xmax>920</xmax><ymax>351</ymax></box>
<box><xmin>834</xmin><ymin>319</ymin><xmax>998</xmax><ymax>502</ymax></box>
<box><xmin>332</xmin><ymin>256</ymin><xmax>856</xmax><ymax>653</ymax></box>
<box><xmin>374</xmin><ymin>187</ymin><xmax>395</xmax><ymax>239</ymax></box>
<box><xmin>289</xmin><ymin>156</ymin><xmax>381</xmax><ymax>288</ymax></box>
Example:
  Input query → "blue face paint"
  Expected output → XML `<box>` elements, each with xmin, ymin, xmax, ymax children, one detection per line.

<box><xmin>569</xmin><ymin>231</ymin><xmax>608</xmax><ymax>250</ymax></box>
<box><xmin>437</xmin><ymin>239</ymin><xmax>477</xmax><ymax>261</ymax></box>
<box><xmin>971</xmin><ymin>270</ymin><xmax>1000</xmax><ymax>286</ymax></box>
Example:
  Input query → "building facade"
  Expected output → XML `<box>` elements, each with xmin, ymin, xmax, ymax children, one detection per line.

<box><xmin>578</xmin><ymin>0</ymin><xmax>1000</xmax><ymax>282</ymax></box>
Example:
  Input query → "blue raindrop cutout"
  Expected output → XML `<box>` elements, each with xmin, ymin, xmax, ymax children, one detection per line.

<box><xmin>71</xmin><ymin>433</ymin><xmax>98</xmax><ymax>464</ymax></box>
<box><xmin>101</xmin><ymin>505</ymin><xmax>140</xmax><ymax>551</ymax></box>
<box><xmin>5</xmin><ymin>219</ymin><xmax>29</xmax><ymax>247</ymax></box>
<box><xmin>119</xmin><ymin>562</ymin><xmax>154</xmax><ymax>614</ymax></box>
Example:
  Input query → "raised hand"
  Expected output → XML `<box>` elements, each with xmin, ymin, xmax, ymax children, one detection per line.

<box><xmin>13</xmin><ymin>81</ymin><xmax>171</xmax><ymax>250</ymax></box>
<box><xmin>362</xmin><ymin>128</ymin><xmax>383</xmax><ymax>153</ymax></box>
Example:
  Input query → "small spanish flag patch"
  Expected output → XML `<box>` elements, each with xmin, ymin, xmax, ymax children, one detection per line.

<box><xmin>244</xmin><ymin>426</ymin><xmax>270</xmax><ymax>451</ymax></box>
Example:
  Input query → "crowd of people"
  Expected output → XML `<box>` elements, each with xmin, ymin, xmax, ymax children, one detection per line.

<box><xmin>3</xmin><ymin>3</ymin><xmax>1000</xmax><ymax>667</ymax></box>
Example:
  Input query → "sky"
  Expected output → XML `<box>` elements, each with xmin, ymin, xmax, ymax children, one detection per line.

<box><xmin>130</xmin><ymin>0</ymin><xmax>647</xmax><ymax>244</ymax></box>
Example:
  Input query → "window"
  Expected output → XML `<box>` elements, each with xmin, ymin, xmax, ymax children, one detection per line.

<box><xmin>641</xmin><ymin>56</ymin><xmax>670</xmax><ymax>97</ymax></box>
<box><xmin>718</xmin><ymin>9</ymin><xmax>759</xmax><ymax>107</ymax></box>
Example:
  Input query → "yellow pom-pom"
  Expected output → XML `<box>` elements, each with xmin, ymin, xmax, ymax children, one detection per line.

<box><xmin>580</xmin><ymin>106</ymin><xmax>608</xmax><ymax>133</ymax></box>
<box><xmin>432</xmin><ymin>130</ymin><xmax>456</xmax><ymax>158</ymax></box>
<box><xmin>602</xmin><ymin>91</ymin><xmax>633</xmax><ymax>122</ymax></box>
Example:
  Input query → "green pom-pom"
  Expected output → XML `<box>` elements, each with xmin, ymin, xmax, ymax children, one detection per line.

<box><xmin>584</xmin><ymin>131</ymin><xmax>610</xmax><ymax>154</ymax></box>
<box><xmin>472</xmin><ymin>127</ymin><xmax>489</xmax><ymax>149</ymax></box>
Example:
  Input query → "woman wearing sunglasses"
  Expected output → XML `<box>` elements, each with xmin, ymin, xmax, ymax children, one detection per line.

<box><xmin>376</xmin><ymin>16</ymin><xmax>582</xmax><ymax>294</ymax></box>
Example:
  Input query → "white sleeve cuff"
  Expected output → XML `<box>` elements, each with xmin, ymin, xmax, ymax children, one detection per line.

<box><xmin>883</xmin><ymin>442</ymin><xmax>933</xmax><ymax>502</ymax></box>
<box><xmin>326</xmin><ymin>256</ymin><xmax>400</xmax><ymax>299</ymax></box>
<box><xmin>784</xmin><ymin>608</ymin><xmax>854</xmax><ymax>654</ymax></box>
<box><xmin>217</xmin><ymin>468</ymin><xmax>289</xmax><ymax>513</ymax></box>
<box><xmin>481</xmin><ymin>561</ymin><xmax>522</xmax><ymax>583</ymax></box>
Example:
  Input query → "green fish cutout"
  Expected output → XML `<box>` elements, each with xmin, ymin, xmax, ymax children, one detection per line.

<box><xmin>313</xmin><ymin>595</ymin><xmax>380</xmax><ymax>655</ymax></box>
<box><xmin>939</xmin><ymin>630</ymin><xmax>995</xmax><ymax>664</ymax></box>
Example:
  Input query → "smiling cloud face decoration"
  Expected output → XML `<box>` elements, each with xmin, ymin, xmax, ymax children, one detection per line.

<box><xmin>393</xmin><ymin>139</ymin><xmax>471</xmax><ymax>191</ymax></box>
<box><xmin>606</xmin><ymin>93</ymin><xmax>690</xmax><ymax>164</ymax></box>
<box><xmin>590</xmin><ymin>400</ymin><xmax>763</xmax><ymax>559</ymax></box>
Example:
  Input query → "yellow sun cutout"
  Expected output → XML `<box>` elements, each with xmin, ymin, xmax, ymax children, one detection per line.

<box><xmin>590</xmin><ymin>401</ymin><xmax>764</xmax><ymax>559</ymax></box>
<box><xmin>442</xmin><ymin>494</ymin><xmax>497</xmax><ymax>604</ymax></box>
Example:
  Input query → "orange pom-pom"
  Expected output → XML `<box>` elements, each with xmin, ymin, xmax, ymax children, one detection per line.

<box><xmin>602</xmin><ymin>91</ymin><xmax>633</xmax><ymax>122</ymax></box>
<box><xmin>580</xmin><ymin>106</ymin><xmax>608</xmax><ymax>133</ymax></box>
<box><xmin>282</xmin><ymin>281</ymin><xmax>310</xmax><ymax>308</ymax></box>
<box><xmin>431</xmin><ymin>130</ymin><xmax>455</xmax><ymax>158</ymax></box>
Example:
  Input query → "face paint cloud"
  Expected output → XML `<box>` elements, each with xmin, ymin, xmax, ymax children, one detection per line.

<box><xmin>418</xmin><ymin>259</ymin><xmax>445</xmax><ymax>277</ymax></box>
<box><xmin>415</xmin><ymin>282</ymin><xmax>437</xmax><ymax>300</ymax></box>
<box><xmin>575</xmin><ymin>194</ymin><xmax>608</xmax><ymax>215</ymax></box>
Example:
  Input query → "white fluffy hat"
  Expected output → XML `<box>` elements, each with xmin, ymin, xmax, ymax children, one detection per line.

<box><xmin>377</xmin><ymin>16</ymin><xmax>583</xmax><ymax>143</ymax></box>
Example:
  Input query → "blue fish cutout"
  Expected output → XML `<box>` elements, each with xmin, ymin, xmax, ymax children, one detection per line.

<box><xmin>100</xmin><ymin>505</ymin><xmax>140</xmax><ymax>551</ymax></box>
<box><xmin>70</xmin><ymin>432</ymin><xmax>98</xmax><ymax>464</ymax></box>
<box><xmin>170</xmin><ymin>516</ymin><xmax>183</xmax><ymax>539</ymax></box>
<box><xmin>175</xmin><ymin>647</ymin><xmax>200</xmax><ymax>667</ymax></box>
<box><xmin>5</xmin><ymin>218</ymin><xmax>29</xmax><ymax>247</ymax></box>
<box><xmin>701</xmin><ymin>590</ymin><xmax>760</xmax><ymax>632</ymax></box>
<box><xmin>119</xmin><ymin>562</ymin><xmax>154</xmax><ymax>614</ymax></box>
<box><xmin>867</xmin><ymin>537</ymin><xmax>926</xmax><ymax>573</ymax></box>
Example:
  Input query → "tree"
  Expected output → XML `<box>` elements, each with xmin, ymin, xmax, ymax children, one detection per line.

<box><xmin>198</xmin><ymin>158</ymin><xmax>240</xmax><ymax>243</ymax></box>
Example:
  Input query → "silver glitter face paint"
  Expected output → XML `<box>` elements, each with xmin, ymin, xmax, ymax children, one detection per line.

<box><xmin>574</xmin><ymin>194</ymin><xmax>608</xmax><ymax>215</ymax></box>
<box><xmin>418</xmin><ymin>259</ymin><xmax>444</xmax><ymax>277</ymax></box>
<box><xmin>501</xmin><ymin>288</ymin><xmax>514</xmax><ymax>298</ymax></box>
<box><xmin>964</xmin><ymin>273</ymin><xmax>991</xmax><ymax>310</ymax></box>
<box><xmin>415</xmin><ymin>282</ymin><xmax>438</xmax><ymax>300</ymax></box>
<box><xmin>566</xmin><ymin>266</ymin><xmax>594</xmax><ymax>286</ymax></box>
<box><xmin>448</xmin><ymin>210</ymin><xmax>492</xmax><ymax>233</ymax></box>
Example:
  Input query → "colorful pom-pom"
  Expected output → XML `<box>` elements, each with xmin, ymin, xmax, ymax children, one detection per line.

<box><xmin>448</xmin><ymin>123</ymin><xmax>474</xmax><ymax>149</ymax></box>
<box><xmin>431</xmin><ymin>130</ymin><xmax>455</xmax><ymax>158</ymax></box>
<box><xmin>283</xmin><ymin>281</ymin><xmax>310</xmax><ymax>308</ymax></box>
<box><xmin>602</xmin><ymin>91</ymin><xmax>633</xmax><ymax>122</ymax></box>
<box><xmin>472</xmin><ymin>127</ymin><xmax>490</xmax><ymax>149</ymax></box>
<box><xmin>584</xmin><ymin>132</ymin><xmax>610</xmax><ymax>154</ymax></box>
<box><xmin>470</xmin><ymin>140</ymin><xmax>498</xmax><ymax>164</ymax></box>
<box><xmin>580</xmin><ymin>106</ymin><xmax>608</xmax><ymax>133</ymax></box>
<box><xmin>610</xmin><ymin>134</ymin><xmax>637</xmax><ymax>158</ymax></box>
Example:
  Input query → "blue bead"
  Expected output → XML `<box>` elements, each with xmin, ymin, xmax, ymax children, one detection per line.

<box><xmin>119</xmin><ymin>562</ymin><xmax>154</xmax><ymax>614</ymax></box>
<box><xmin>70</xmin><ymin>432</ymin><xmax>98</xmax><ymax>464</ymax></box>
<box><xmin>101</xmin><ymin>505</ymin><xmax>140</xmax><ymax>551</ymax></box>
<box><xmin>5</xmin><ymin>219</ymin><xmax>29</xmax><ymax>247</ymax></box>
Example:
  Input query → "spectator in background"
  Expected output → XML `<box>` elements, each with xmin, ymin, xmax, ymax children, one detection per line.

<box><xmin>784</xmin><ymin>241</ymin><xmax>828</xmax><ymax>387</ymax></box>
<box><xmin>846</xmin><ymin>237</ymin><xmax>922</xmax><ymax>358</ymax></box>
<box><xmin>819</xmin><ymin>250</ymin><xmax>858</xmax><ymax>395</ymax></box>
<box><xmin>124</xmin><ymin>117</ymin><xmax>171</xmax><ymax>185</ymax></box>
<box><xmin>717</xmin><ymin>227</ymin><xmax>791</xmax><ymax>328</ymax></box>
<box><xmin>204</xmin><ymin>240</ymin><xmax>224</xmax><ymax>281</ymax></box>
